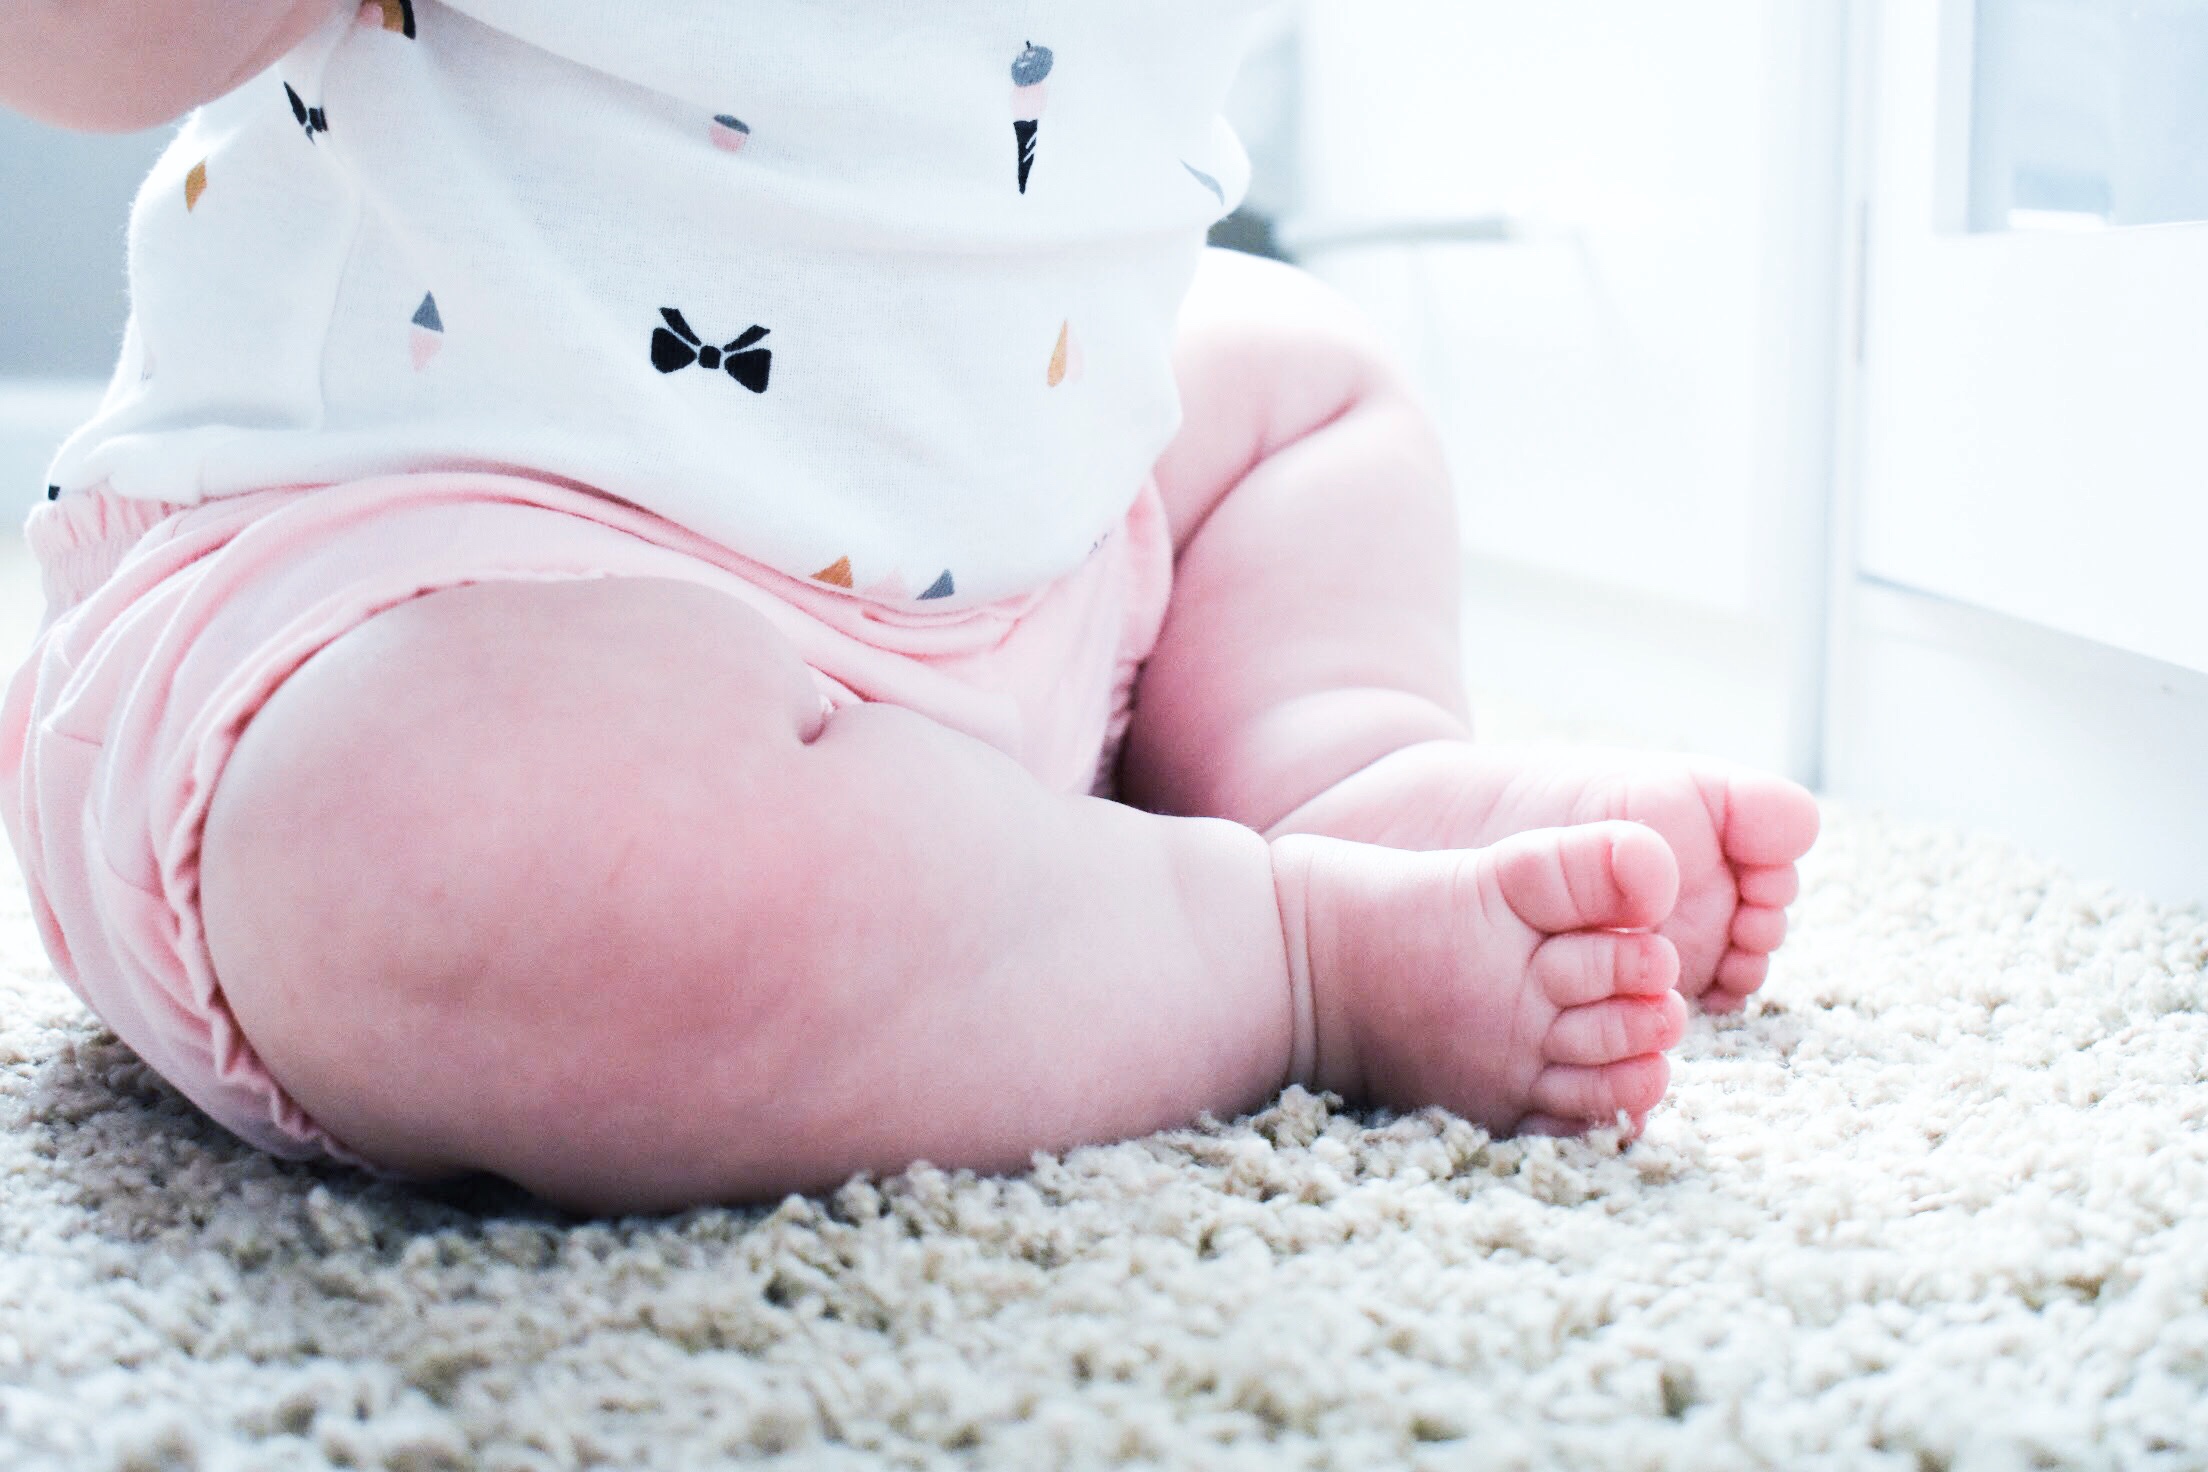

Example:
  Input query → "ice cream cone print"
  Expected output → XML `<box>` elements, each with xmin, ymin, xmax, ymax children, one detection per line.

<box><xmin>1183</xmin><ymin>161</ymin><xmax>1225</xmax><ymax>208</ymax></box>
<box><xmin>711</xmin><ymin>114</ymin><xmax>751</xmax><ymax>154</ymax></box>
<box><xmin>1010</xmin><ymin>42</ymin><xmax>1053</xmax><ymax>194</ymax></box>
<box><xmin>918</xmin><ymin>571</ymin><xmax>956</xmax><ymax>601</ymax></box>
<box><xmin>811</xmin><ymin>556</ymin><xmax>854</xmax><ymax>588</ymax></box>
<box><xmin>410</xmin><ymin>292</ymin><xmax>444</xmax><ymax>369</ymax></box>
<box><xmin>356</xmin><ymin>0</ymin><xmax>415</xmax><ymax>36</ymax></box>
<box><xmin>184</xmin><ymin>160</ymin><xmax>208</xmax><ymax>211</ymax></box>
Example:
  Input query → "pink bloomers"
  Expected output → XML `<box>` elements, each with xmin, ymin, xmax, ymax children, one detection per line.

<box><xmin>0</xmin><ymin>473</ymin><xmax>1172</xmax><ymax>1164</ymax></box>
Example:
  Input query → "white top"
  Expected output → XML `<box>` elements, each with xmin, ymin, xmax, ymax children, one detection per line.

<box><xmin>47</xmin><ymin>0</ymin><xmax>1261</xmax><ymax>606</ymax></box>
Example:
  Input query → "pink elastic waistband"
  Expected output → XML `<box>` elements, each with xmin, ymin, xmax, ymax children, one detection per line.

<box><xmin>22</xmin><ymin>474</ymin><xmax>1137</xmax><ymax>662</ymax></box>
<box><xmin>25</xmin><ymin>487</ymin><xmax>191</xmax><ymax>613</ymax></box>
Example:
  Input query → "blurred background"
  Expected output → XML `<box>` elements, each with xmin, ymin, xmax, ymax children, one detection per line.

<box><xmin>2</xmin><ymin>0</ymin><xmax>2204</xmax><ymax>904</ymax></box>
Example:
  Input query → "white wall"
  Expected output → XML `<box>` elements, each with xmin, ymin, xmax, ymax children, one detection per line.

<box><xmin>0</xmin><ymin>103</ymin><xmax>167</xmax><ymax>522</ymax></box>
<box><xmin>1291</xmin><ymin>0</ymin><xmax>1852</xmax><ymax>779</ymax></box>
<box><xmin>1293</xmin><ymin>0</ymin><xmax>2208</xmax><ymax>906</ymax></box>
<box><xmin>0</xmin><ymin>111</ymin><xmax>168</xmax><ymax>378</ymax></box>
<box><xmin>1826</xmin><ymin>0</ymin><xmax>2208</xmax><ymax>909</ymax></box>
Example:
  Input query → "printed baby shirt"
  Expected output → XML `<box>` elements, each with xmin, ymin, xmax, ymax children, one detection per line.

<box><xmin>43</xmin><ymin>0</ymin><xmax>1264</xmax><ymax>606</ymax></box>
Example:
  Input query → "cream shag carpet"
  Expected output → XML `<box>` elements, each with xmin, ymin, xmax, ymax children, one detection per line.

<box><xmin>3</xmin><ymin>804</ymin><xmax>2207</xmax><ymax>1469</ymax></box>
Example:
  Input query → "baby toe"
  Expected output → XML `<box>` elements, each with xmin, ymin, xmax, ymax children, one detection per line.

<box><xmin>1706</xmin><ymin>948</ymin><xmax>1769</xmax><ymax>1006</ymax></box>
<box><xmin>1544</xmin><ymin>991</ymin><xmax>1688</xmax><ymax>1067</ymax></box>
<box><xmin>1530</xmin><ymin>1052</ymin><xmax>1670</xmax><ymax>1124</ymax></box>
<box><xmin>1534</xmin><ymin>930</ymin><xmax>1679</xmax><ymax>1008</ymax></box>
<box><xmin>1721</xmin><ymin>771</ymin><xmax>1822</xmax><ymax>868</ymax></box>
<box><xmin>1490</xmin><ymin>821</ymin><xmax>1680</xmax><ymax>936</ymax></box>
<box><xmin>1737</xmin><ymin>863</ymin><xmax>1799</xmax><ymax>909</ymax></box>
<box><xmin>1729</xmin><ymin>904</ymin><xmax>1789</xmax><ymax>954</ymax></box>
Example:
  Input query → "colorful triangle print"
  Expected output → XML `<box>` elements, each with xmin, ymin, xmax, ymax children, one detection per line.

<box><xmin>918</xmin><ymin>571</ymin><xmax>956</xmax><ymax>601</ymax></box>
<box><xmin>410</xmin><ymin>292</ymin><xmax>444</xmax><ymax>369</ymax></box>
<box><xmin>711</xmin><ymin>115</ymin><xmax>751</xmax><ymax>154</ymax></box>
<box><xmin>356</xmin><ymin>0</ymin><xmax>416</xmax><ymax>36</ymax></box>
<box><xmin>811</xmin><ymin>556</ymin><xmax>854</xmax><ymax>588</ymax></box>
<box><xmin>184</xmin><ymin>160</ymin><xmax>208</xmax><ymax>211</ymax></box>
<box><xmin>1047</xmin><ymin>321</ymin><xmax>1084</xmax><ymax>387</ymax></box>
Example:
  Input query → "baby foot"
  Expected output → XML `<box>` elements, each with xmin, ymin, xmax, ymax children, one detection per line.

<box><xmin>1271</xmin><ymin>820</ymin><xmax>1688</xmax><ymax>1136</ymax></box>
<box><xmin>1269</xmin><ymin>742</ymin><xmax>1819</xmax><ymax>1012</ymax></box>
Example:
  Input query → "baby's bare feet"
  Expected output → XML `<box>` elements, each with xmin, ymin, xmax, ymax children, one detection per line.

<box><xmin>1269</xmin><ymin>742</ymin><xmax>1820</xmax><ymax>1012</ymax></box>
<box><xmin>1271</xmin><ymin>821</ymin><xmax>1688</xmax><ymax>1137</ymax></box>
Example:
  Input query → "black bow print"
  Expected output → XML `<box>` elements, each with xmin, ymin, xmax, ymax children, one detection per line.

<box><xmin>651</xmin><ymin>309</ymin><xmax>772</xmax><ymax>393</ymax></box>
<box><xmin>284</xmin><ymin>83</ymin><xmax>328</xmax><ymax>140</ymax></box>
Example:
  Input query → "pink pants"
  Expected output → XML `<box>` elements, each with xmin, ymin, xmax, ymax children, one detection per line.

<box><xmin>0</xmin><ymin>474</ymin><xmax>1173</xmax><ymax>1163</ymax></box>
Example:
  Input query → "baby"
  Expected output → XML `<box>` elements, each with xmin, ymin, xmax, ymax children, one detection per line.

<box><xmin>1</xmin><ymin>0</ymin><xmax>1818</xmax><ymax>1213</ymax></box>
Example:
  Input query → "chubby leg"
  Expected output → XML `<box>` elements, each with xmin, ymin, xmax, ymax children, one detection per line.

<box><xmin>1125</xmin><ymin>248</ymin><xmax>1820</xmax><ymax>1008</ymax></box>
<box><xmin>197</xmin><ymin>578</ymin><xmax>1678</xmax><ymax>1212</ymax></box>
<box><xmin>200</xmin><ymin>579</ymin><xmax>1290</xmax><ymax>1209</ymax></box>
<box><xmin>1123</xmin><ymin>250</ymin><xmax>1475</xmax><ymax>825</ymax></box>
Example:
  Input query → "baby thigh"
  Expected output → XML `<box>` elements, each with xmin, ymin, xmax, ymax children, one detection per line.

<box><xmin>198</xmin><ymin>577</ymin><xmax>1296</xmax><ymax>1212</ymax></box>
<box><xmin>1125</xmin><ymin>248</ymin><xmax>1470</xmax><ymax>828</ymax></box>
<box><xmin>196</xmin><ymin>577</ymin><xmax>824</xmax><ymax>1193</ymax></box>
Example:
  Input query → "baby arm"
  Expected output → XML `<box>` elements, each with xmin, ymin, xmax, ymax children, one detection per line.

<box><xmin>1</xmin><ymin>0</ymin><xmax>340</xmax><ymax>130</ymax></box>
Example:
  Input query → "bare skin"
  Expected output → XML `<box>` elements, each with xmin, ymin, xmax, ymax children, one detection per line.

<box><xmin>198</xmin><ymin>578</ymin><xmax>1686</xmax><ymax>1213</ymax></box>
<box><xmin>1267</xmin><ymin>743</ymin><xmax>1817</xmax><ymax>1010</ymax></box>
<box><xmin>1276</xmin><ymin>827</ymin><xmax>1687</xmax><ymax>1133</ymax></box>
<box><xmin>13</xmin><ymin>15</ymin><xmax>1817</xmax><ymax>1211</ymax></box>
<box><xmin>1127</xmin><ymin>250</ymin><xmax>1821</xmax><ymax>1013</ymax></box>
<box><xmin>187</xmin><ymin>252</ymin><xmax>1740</xmax><ymax>1213</ymax></box>
<box><xmin>2</xmin><ymin>0</ymin><xmax>341</xmax><ymax>131</ymax></box>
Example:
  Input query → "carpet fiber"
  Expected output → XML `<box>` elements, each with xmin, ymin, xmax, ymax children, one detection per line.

<box><xmin>4</xmin><ymin>803</ymin><xmax>2207</xmax><ymax>1470</ymax></box>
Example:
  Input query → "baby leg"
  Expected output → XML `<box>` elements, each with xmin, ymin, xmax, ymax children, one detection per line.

<box><xmin>196</xmin><ymin>577</ymin><xmax>1678</xmax><ymax>1212</ymax></box>
<box><xmin>1126</xmin><ymin>248</ymin><xmax>1819</xmax><ymax>1007</ymax></box>
<box><xmin>197</xmin><ymin>577</ymin><xmax>1291</xmax><ymax>1211</ymax></box>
